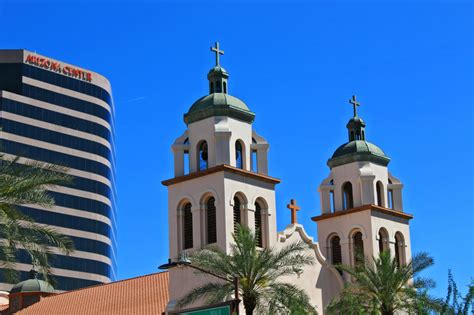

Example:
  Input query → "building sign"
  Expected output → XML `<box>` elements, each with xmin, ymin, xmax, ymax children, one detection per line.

<box><xmin>180</xmin><ymin>305</ymin><xmax>231</xmax><ymax>315</ymax></box>
<box><xmin>25</xmin><ymin>54</ymin><xmax>92</xmax><ymax>83</ymax></box>
<box><xmin>170</xmin><ymin>301</ymin><xmax>237</xmax><ymax>315</ymax></box>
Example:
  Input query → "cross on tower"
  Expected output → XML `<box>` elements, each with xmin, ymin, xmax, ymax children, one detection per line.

<box><xmin>287</xmin><ymin>199</ymin><xmax>301</xmax><ymax>224</ymax></box>
<box><xmin>210</xmin><ymin>42</ymin><xmax>225</xmax><ymax>67</ymax></box>
<box><xmin>349</xmin><ymin>95</ymin><xmax>361</xmax><ymax>117</ymax></box>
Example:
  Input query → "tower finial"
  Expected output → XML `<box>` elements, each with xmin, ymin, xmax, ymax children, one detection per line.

<box><xmin>210</xmin><ymin>42</ymin><xmax>225</xmax><ymax>67</ymax></box>
<box><xmin>349</xmin><ymin>95</ymin><xmax>360</xmax><ymax>117</ymax></box>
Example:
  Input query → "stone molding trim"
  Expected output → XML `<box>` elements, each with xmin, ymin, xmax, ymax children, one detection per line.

<box><xmin>311</xmin><ymin>204</ymin><xmax>414</xmax><ymax>222</ymax></box>
<box><xmin>277</xmin><ymin>224</ymin><xmax>345</xmax><ymax>290</ymax></box>
<box><xmin>162</xmin><ymin>164</ymin><xmax>281</xmax><ymax>186</ymax></box>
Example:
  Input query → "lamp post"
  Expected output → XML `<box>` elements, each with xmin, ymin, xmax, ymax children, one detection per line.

<box><xmin>159</xmin><ymin>252</ymin><xmax>240</xmax><ymax>314</ymax></box>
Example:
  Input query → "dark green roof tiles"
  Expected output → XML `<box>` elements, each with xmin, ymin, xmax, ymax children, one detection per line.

<box><xmin>327</xmin><ymin>140</ymin><xmax>390</xmax><ymax>168</ymax></box>
<box><xmin>10</xmin><ymin>278</ymin><xmax>55</xmax><ymax>294</ymax></box>
<box><xmin>184</xmin><ymin>93</ymin><xmax>255</xmax><ymax>124</ymax></box>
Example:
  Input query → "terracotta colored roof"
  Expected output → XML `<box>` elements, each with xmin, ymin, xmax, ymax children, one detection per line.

<box><xmin>17</xmin><ymin>272</ymin><xmax>169</xmax><ymax>315</ymax></box>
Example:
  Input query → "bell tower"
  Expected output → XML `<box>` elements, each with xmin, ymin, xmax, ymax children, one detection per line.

<box><xmin>162</xmin><ymin>42</ymin><xmax>280</xmax><ymax>309</ymax></box>
<box><xmin>312</xmin><ymin>96</ymin><xmax>413</xmax><ymax>281</ymax></box>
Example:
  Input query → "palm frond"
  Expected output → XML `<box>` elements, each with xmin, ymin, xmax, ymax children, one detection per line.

<box><xmin>176</xmin><ymin>282</ymin><xmax>234</xmax><ymax>308</ymax></box>
<box><xmin>0</xmin><ymin>155</ymin><xmax>74</xmax><ymax>284</ymax></box>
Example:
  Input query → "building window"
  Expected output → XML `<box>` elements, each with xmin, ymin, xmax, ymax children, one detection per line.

<box><xmin>352</xmin><ymin>231</ymin><xmax>364</xmax><ymax>266</ymax></box>
<box><xmin>198</xmin><ymin>141</ymin><xmax>208</xmax><ymax>171</ymax></box>
<box><xmin>233</xmin><ymin>196</ymin><xmax>241</xmax><ymax>233</ymax></box>
<box><xmin>216</xmin><ymin>81</ymin><xmax>222</xmax><ymax>93</ymax></box>
<box><xmin>330</xmin><ymin>235</ymin><xmax>342</xmax><ymax>274</ymax></box>
<box><xmin>210</xmin><ymin>82</ymin><xmax>214</xmax><ymax>93</ymax></box>
<box><xmin>223</xmin><ymin>82</ymin><xmax>227</xmax><ymax>94</ymax></box>
<box><xmin>342</xmin><ymin>182</ymin><xmax>354</xmax><ymax>210</ymax></box>
<box><xmin>255</xmin><ymin>202</ymin><xmax>263</xmax><ymax>247</ymax></box>
<box><xmin>376</xmin><ymin>181</ymin><xmax>384</xmax><ymax>207</ymax></box>
<box><xmin>394</xmin><ymin>232</ymin><xmax>405</xmax><ymax>267</ymax></box>
<box><xmin>206</xmin><ymin>197</ymin><xmax>217</xmax><ymax>244</ymax></box>
<box><xmin>378</xmin><ymin>228</ymin><xmax>389</xmax><ymax>253</ymax></box>
<box><xmin>235</xmin><ymin>140</ymin><xmax>244</xmax><ymax>169</ymax></box>
<box><xmin>183</xmin><ymin>203</ymin><xmax>193</xmax><ymax>250</ymax></box>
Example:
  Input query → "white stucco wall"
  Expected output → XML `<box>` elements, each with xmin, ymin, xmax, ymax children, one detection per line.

<box><xmin>276</xmin><ymin>224</ymin><xmax>343</xmax><ymax>314</ymax></box>
<box><xmin>166</xmin><ymin>169</ymin><xmax>279</xmax><ymax>305</ymax></box>
<box><xmin>317</xmin><ymin>209</ymin><xmax>412</xmax><ymax>282</ymax></box>
<box><xmin>187</xmin><ymin>116</ymin><xmax>253</xmax><ymax>172</ymax></box>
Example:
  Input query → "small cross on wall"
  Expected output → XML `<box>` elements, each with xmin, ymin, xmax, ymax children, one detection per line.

<box><xmin>287</xmin><ymin>199</ymin><xmax>301</xmax><ymax>224</ymax></box>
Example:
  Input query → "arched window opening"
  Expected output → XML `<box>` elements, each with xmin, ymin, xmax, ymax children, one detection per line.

<box><xmin>376</xmin><ymin>181</ymin><xmax>384</xmax><ymax>207</ymax></box>
<box><xmin>388</xmin><ymin>189</ymin><xmax>394</xmax><ymax>209</ymax></box>
<box><xmin>378</xmin><ymin>228</ymin><xmax>389</xmax><ymax>254</ymax></box>
<box><xmin>362</xmin><ymin>131</ymin><xmax>365</xmax><ymax>140</ymax></box>
<box><xmin>330</xmin><ymin>191</ymin><xmax>335</xmax><ymax>213</ymax></box>
<box><xmin>183</xmin><ymin>203</ymin><xmax>193</xmax><ymax>250</ymax></box>
<box><xmin>216</xmin><ymin>81</ymin><xmax>222</xmax><ymax>93</ymax></box>
<box><xmin>233</xmin><ymin>196</ymin><xmax>241</xmax><ymax>233</ymax></box>
<box><xmin>198</xmin><ymin>141</ymin><xmax>208</xmax><ymax>171</ymax></box>
<box><xmin>255</xmin><ymin>202</ymin><xmax>263</xmax><ymax>248</ymax></box>
<box><xmin>183</xmin><ymin>138</ymin><xmax>190</xmax><ymax>174</ymax></box>
<box><xmin>210</xmin><ymin>82</ymin><xmax>214</xmax><ymax>93</ymax></box>
<box><xmin>352</xmin><ymin>231</ymin><xmax>364</xmax><ymax>266</ymax></box>
<box><xmin>184</xmin><ymin>150</ymin><xmax>190</xmax><ymax>175</ymax></box>
<box><xmin>235</xmin><ymin>141</ymin><xmax>244</xmax><ymax>169</ymax></box>
<box><xmin>251</xmin><ymin>150</ymin><xmax>258</xmax><ymax>172</ymax></box>
<box><xmin>356</xmin><ymin>130</ymin><xmax>361</xmax><ymax>140</ymax></box>
<box><xmin>206</xmin><ymin>197</ymin><xmax>217</xmax><ymax>244</ymax></box>
<box><xmin>342</xmin><ymin>182</ymin><xmax>354</xmax><ymax>210</ymax></box>
<box><xmin>330</xmin><ymin>235</ymin><xmax>342</xmax><ymax>275</ymax></box>
<box><xmin>350</xmin><ymin>131</ymin><xmax>355</xmax><ymax>141</ymax></box>
<box><xmin>223</xmin><ymin>82</ymin><xmax>227</xmax><ymax>94</ymax></box>
<box><xmin>395</xmin><ymin>232</ymin><xmax>405</xmax><ymax>267</ymax></box>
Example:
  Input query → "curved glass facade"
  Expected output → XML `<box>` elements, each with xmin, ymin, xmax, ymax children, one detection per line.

<box><xmin>0</xmin><ymin>50</ymin><xmax>116</xmax><ymax>291</ymax></box>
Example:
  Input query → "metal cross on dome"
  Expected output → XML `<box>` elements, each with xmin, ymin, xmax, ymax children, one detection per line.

<box><xmin>287</xmin><ymin>199</ymin><xmax>301</xmax><ymax>225</ymax></box>
<box><xmin>349</xmin><ymin>95</ymin><xmax>361</xmax><ymax>117</ymax></box>
<box><xmin>210</xmin><ymin>42</ymin><xmax>224</xmax><ymax>67</ymax></box>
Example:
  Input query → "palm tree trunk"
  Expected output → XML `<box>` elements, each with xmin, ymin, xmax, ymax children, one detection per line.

<box><xmin>243</xmin><ymin>296</ymin><xmax>256</xmax><ymax>315</ymax></box>
<box><xmin>381</xmin><ymin>305</ymin><xmax>394</xmax><ymax>315</ymax></box>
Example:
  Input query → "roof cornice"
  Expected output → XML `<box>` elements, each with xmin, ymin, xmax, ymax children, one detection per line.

<box><xmin>311</xmin><ymin>204</ymin><xmax>414</xmax><ymax>222</ymax></box>
<box><xmin>162</xmin><ymin>164</ymin><xmax>281</xmax><ymax>186</ymax></box>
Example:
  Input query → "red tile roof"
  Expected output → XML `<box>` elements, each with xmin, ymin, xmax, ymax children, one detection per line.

<box><xmin>16</xmin><ymin>272</ymin><xmax>169</xmax><ymax>315</ymax></box>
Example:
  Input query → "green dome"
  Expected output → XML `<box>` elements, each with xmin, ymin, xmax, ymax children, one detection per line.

<box><xmin>10</xmin><ymin>278</ymin><xmax>54</xmax><ymax>294</ymax></box>
<box><xmin>208</xmin><ymin>66</ymin><xmax>228</xmax><ymax>77</ymax></box>
<box><xmin>327</xmin><ymin>140</ymin><xmax>390</xmax><ymax>168</ymax></box>
<box><xmin>184</xmin><ymin>93</ymin><xmax>255</xmax><ymax>124</ymax></box>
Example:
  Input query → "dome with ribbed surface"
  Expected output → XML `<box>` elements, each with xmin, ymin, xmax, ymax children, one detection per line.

<box><xmin>184</xmin><ymin>93</ymin><xmax>255</xmax><ymax>124</ymax></box>
<box><xmin>327</xmin><ymin>140</ymin><xmax>390</xmax><ymax>168</ymax></box>
<box><xmin>10</xmin><ymin>278</ymin><xmax>54</xmax><ymax>294</ymax></box>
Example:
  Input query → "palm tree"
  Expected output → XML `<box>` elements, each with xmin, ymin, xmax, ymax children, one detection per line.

<box><xmin>0</xmin><ymin>155</ymin><xmax>75</xmax><ymax>285</ymax></box>
<box><xmin>177</xmin><ymin>225</ymin><xmax>318</xmax><ymax>315</ymax></box>
<box><xmin>326</xmin><ymin>250</ymin><xmax>442</xmax><ymax>315</ymax></box>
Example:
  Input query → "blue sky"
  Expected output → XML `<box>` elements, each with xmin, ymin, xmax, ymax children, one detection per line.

<box><xmin>2</xmin><ymin>0</ymin><xmax>472</xmax><ymax>298</ymax></box>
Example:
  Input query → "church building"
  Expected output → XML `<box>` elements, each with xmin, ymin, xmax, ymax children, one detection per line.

<box><xmin>0</xmin><ymin>43</ymin><xmax>415</xmax><ymax>314</ymax></box>
<box><xmin>161</xmin><ymin>43</ymin><xmax>414</xmax><ymax>313</ymax></box>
